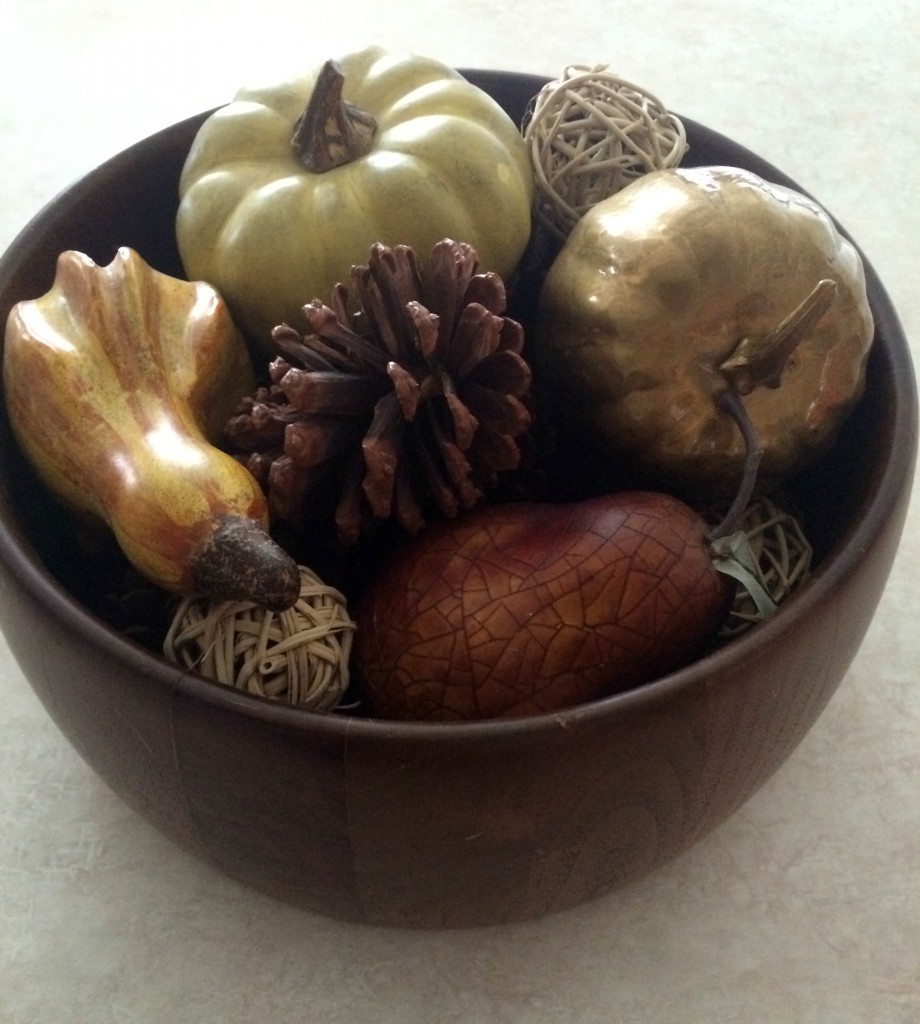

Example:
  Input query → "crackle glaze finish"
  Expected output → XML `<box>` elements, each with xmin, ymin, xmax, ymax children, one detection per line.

<box><xmin>356</xmin><ymin>492</ymin><xmax>733</xmax><ymax>720</ymax></box>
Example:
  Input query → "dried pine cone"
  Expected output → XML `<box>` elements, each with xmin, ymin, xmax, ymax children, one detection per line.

<box><xmin>225</xmin><ymin>239</ymin><xmax>533</xmax><ymax>544</ymax></box>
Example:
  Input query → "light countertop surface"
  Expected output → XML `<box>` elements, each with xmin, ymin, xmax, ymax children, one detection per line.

<box><xmin>1</xmin><ymin>2</ymin><xmax>918</xmax><ymax>1021</ymax></box>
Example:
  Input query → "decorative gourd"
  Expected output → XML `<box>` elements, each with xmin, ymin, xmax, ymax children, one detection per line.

<box><xmin>176</xmin><ymin>46</ymin><xmax>535</xmax><ymax>350</ymax></box>
<box><xmin>536</xmin><ymin>165</ymin><xmax>874</xmax><ymax>497</ymax></box>
<box><xmin>3</xmin><ymin>247</ymin><xmax>300</xmax><ymax>610</ymax></box>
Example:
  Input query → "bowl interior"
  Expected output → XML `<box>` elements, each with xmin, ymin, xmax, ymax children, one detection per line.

<box><xmin>0</xmin><ymin>70</ymin><xmax>915</xmax><ymax>726</ymax></box>
<box><xmin>1</xmin><ymin>69</ymin><xmax>917</xmax><ymax>929</ymax></box>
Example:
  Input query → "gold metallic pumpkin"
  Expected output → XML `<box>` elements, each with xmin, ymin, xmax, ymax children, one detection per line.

<box><xmin>536</xmin><ymin>165</ymin><xmax>874</xmax><ymax>496</ymax></box>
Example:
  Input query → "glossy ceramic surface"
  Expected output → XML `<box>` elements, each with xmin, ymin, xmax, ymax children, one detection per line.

<box><xmin>0</xmin><ymin>70</ymin><xmax>915</xmax><ymax>928</ymax></box>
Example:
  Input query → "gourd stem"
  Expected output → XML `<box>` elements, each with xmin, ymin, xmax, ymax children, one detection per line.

<box><xmin>708</xmin><ymin>389</ymin><xmax>763</xmax><ymax>541</ymax></box>
<box><xmin>190</xmin><ymin>515</ymin><xmax>301</xmax><ymax>610</ymax></box>
<box><xmin>291</xmin><ymin>59</ymin><xmax>378</xmax><ymax>173</ymax></box>
<box><xmin>718</xmin><ymin>278</ymin><xmax>837</xmax><ymax>395</ymax></box>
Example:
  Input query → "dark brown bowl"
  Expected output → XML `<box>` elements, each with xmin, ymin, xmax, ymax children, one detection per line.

<box><xmin>0</xmin><ymin>71</ymin><xmax>916</xmax><ymax>929</ymax></box>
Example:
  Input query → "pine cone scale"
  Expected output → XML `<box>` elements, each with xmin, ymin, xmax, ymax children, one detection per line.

<box><xmin>280</xmin><ymin>367</ymin><xmax>388</xmax><ymax>415</ymax></box>
<box><xmin>464</xmin><ymin>348</ymin><xmax>532</xmax><ymax>397</ymax></box>
<box><xmin>386</xmin><ymin>361</ymin><xmax>421</xmax><ymax>421</ymax></box>
<box><xmin>462</xmin><ymin>384</ymin><xmax>531</xmax><ymax>436</ymax></box>
<box><xmin>361</xmin><ymin>392</ymin><xmax>405</xmax><ymax>517</ymax></box>
<box><xmin>284</xmin><ymin>416</ymin><xmax>364</xmax><ymax>469</ymax></box>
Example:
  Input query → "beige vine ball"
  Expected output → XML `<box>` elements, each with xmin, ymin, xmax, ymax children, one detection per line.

<box><xmin>164</xmin><ymin>565</ymin><xmax>355</xmax><ymax>711</ymax></box>
<box><xmin>523</xmin><ymin>64</ymin><xmax>687</xmax><ymax>238</ymax></box>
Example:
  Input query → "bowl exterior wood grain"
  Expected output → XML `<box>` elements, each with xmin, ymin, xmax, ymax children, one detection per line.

<box><xmin>0</xmin><ymin>71</ymin><xmax>916</xmax><ymax>928</ymax></box>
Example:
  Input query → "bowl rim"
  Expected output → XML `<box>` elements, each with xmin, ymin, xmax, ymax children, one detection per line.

<box><xmin>0</xmin><ymin>73</ymin><xmax>916</xmax><ymax>742</ymax></box>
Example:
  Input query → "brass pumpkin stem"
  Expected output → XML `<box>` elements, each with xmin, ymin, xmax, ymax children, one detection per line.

<box><xmin>708</xmin><ymin>389</ymin><xmax>763</xmax><ymax>542</ymax></box>
<box><xmin>718</xmin><ymin>278</ymin><xmax>838</xmax><ymax>395</ymax></box>
<box><xmin>710</xmin><ymin>277</ymin><xmax>837</xmax><ymax>540</ymax></box>
<box><xmin>291</xmin><ymin>59</ymin><xmax>378</xmax><ymax>173</ymax></box>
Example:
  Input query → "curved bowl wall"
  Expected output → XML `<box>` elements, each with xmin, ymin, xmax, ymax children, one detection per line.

<box><xmin>0</xmin><ymin>71</ymin><xmax>915</xmax><ymax>927</ymax></box>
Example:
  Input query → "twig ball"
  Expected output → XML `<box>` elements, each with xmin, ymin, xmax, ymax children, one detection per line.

<box><xmin>718</xmin><ymin>497</ymin><xmax>813</xmax><ymax>638</ymax></box>
<box><xmin>523</xmin><ymin>64</ymin><xmax>687</xmax><ymax>239</ymax></box>
<box><xmin>163</xmin><ymin>564</ymin><xmax>355</xmax><ymax>711</ymax></box>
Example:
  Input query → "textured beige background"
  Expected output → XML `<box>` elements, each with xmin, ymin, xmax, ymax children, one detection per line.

<box><xmin>1</xmin><ymin>2</ymin><xmax>918</xmax><ymax>1022</ymax></box>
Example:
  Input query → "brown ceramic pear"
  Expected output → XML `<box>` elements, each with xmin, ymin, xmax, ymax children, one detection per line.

<box><xmin>355</xmin><ymin>490</ymin><xmax>734</xmax><ymax>720</ymax></box>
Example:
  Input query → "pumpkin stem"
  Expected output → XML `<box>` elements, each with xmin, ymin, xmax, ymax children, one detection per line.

<box><xmin>718</xmin><ymin>278</ymin><xmax>837</xmax><ymax>395</ymax></box>
<box><xmin>708</xmin><ymin>389</ymin><xmax>763</xmax><ymax>541</ymax></box>
<box><xmin>291</xmin><ymin>59</ymin><xmax>378</xmax><ymax>172</ymax></box>
<box><xmin>710</xmin><ymin>277</ymin><xmax>837</xmax><ymax>539</ymax></box>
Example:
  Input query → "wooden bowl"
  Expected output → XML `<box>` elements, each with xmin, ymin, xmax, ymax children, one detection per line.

<box><xmin>0</xmin><ymin>71</ymin><xmax>915</xmax><ymax>928</ymax></box>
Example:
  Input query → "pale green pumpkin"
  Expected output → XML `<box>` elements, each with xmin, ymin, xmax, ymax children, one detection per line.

<box><xmin>176</xmin><ymin>47</ymin><xmax>534</xmax><ymax>352</ymax></box>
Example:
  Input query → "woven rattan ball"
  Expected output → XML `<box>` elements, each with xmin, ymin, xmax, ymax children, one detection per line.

<box><xmin>163</xmin><ymin>565</ymin><xmax>355</xmax><ymax>711</ymax></box>
<box><xmin>717</xmin><ymin>497</ymin><xmax>813</xmax><ymax>638</ymax></box>
<box><xmin>523</xmin><ymin>64</ymin><xmax>687</xmax><ymax>239</ymax></box>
